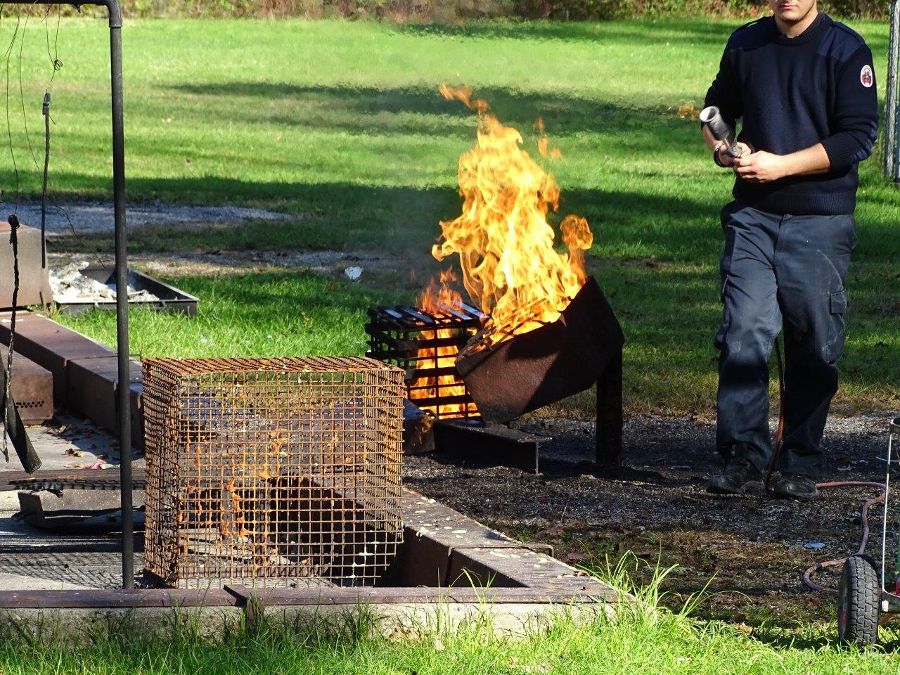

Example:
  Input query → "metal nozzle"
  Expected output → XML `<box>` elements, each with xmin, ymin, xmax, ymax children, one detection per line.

<box><xmin>700</xmin><ymin>106</ymin><xmax>733</xmax><ymax>144</ymax></box>
<box><xmin>700</xmin><ymin>105</ymin><xmax>742</xmax><ymax>157</ymax></box>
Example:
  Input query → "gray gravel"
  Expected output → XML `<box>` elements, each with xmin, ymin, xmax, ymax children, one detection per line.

<box><xmin>10</xmin><ymin>201</ymin><xmax>292</xmax><ymax>236</ymax></box>
<box><xmin>403</xmin><ymin>411</ymin><xmax>900</xmax><ymax>618</ymax></box>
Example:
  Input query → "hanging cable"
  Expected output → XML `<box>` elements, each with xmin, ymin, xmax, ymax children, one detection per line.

<box><xmin>43</xmin><ymin>5</ymin><xmax>62</xmax><ymax>85</ymax></box>
<box><xmin>1</xmin><ymin>213</ymin><xmax>19</xmax><ymax>463</ymax></box>
<box><xmin>762</xmin><ymin>339</ymin><xmax>888</xmax><ymax>593</ymax></box>
<box><xmin>17</xmin><ymin>10</ymin><xmax>42</xmax><ymax>172</ymax></box>
<box><xmin>4</xmin><ymin>10</ymin><xmax>22</xmax><ymax>209</ymax></box>
<box><xmin>40</xmin><ymin>90</ymin><xmax>48</xmax><ymax>266</ymax></box>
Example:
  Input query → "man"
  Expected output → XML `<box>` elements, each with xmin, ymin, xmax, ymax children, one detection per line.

<box><xmin>702</xmin><ymin>0</ymin><xmax>878</xmax><ymax>498</ymax></box>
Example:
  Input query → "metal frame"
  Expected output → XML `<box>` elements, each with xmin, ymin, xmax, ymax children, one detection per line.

<box><xmin>880</xmin><ymin>417</ymin><xmax>900</xmax><ymax>614</ymax></box>
<box><xmin>3</xmin><ymin>0</ymin><xmax>131</xmax><ymax>588</ymax></box>
<box><xmin>887</xmin><ymin>1</ymin><xmax>900</xmax><ymax>182</ymax></box>
<box><xmin>0</xmin><ymin>488</ymin><xmax>619</xmax><ymax>610</ymax></box>
<box><xmin>366</xmin><ymin>303</ymin><xmax>484</xmax><ymax>419</ymax></box>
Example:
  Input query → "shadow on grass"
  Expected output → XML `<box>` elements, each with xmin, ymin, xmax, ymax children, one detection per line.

<box><xmin>39</xmin><ymin>169</ymin><xmax>899</xmax><ymax>399</ymax></box>
<box><xmin>166</xmin><ymin>81</ymin><xmax>692</xmax><ymax>137</ymax></box>
<box><xmin>43</xmin><ymin>173</ymin><xmax>725</xmax><ymax>253</ymax></box>
<box><xmin>391</xmin><ymin>19</ymin><xmax>735</xmax><ymax>47</ymax></box>
<box><xmin>394</xmin><ymin>17</ymin><xmax>887</xmax><ymax>57</ymax></box>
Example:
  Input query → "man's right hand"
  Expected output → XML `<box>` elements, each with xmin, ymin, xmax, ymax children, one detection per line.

<box><xmin>715</xmin><ymin>142</ymin><xmax>753</xmax><ymax>167</ymax></box>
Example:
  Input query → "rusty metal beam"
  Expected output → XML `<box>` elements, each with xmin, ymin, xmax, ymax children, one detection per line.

<box><xmin>433</xmin><ymin>419</ymin><xmax>546</xmax><ymax>474</ymax></box>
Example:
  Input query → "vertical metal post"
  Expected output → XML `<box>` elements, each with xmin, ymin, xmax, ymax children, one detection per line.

<box><xmin>5</xmin><ymin>0</ymin><xmax>130</xmax><ymax>588</ymax></box>
<box><xmin>105</xmin><ymin>0</ymin><xmax>133</xmax><ymax>590</ymax></box>
<box><xmin>595</xmin><ymin>350</ymin><xmax>623</xmax><ymax>467</ymax></box>
<box><xmin>887</xmin><ymin>0</ymin><xmax>900</xmax><ymax>182</ymax></box>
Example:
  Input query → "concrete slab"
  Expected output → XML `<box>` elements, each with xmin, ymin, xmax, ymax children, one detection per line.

<box><xmin>66</xmin><ymin>356</ymin><xmax>142</xmax><ymax>434</ymax></box>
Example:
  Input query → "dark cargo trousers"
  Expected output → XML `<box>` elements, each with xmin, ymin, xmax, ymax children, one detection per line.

<box><xmin>715</xmin><ymin>201</ymin><xmax>856</xmax><ymax>479</ymax></box>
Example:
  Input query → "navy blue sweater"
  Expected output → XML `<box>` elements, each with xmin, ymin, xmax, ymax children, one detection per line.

<box><xmin>704</xmin><ymin>12</ymin><xmax>878</xmax><ymax>215</ymax></box>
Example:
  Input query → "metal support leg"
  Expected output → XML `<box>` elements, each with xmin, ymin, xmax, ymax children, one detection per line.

<box><xmin>596</xmin><ymin>349</ymin><xmax>623</xmax><ymax>466</ymax></box>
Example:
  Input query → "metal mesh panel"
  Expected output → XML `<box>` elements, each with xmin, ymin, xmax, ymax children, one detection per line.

<box><xmin>365</xmin><ymin>305</ymin><xmax>484</xmax><ymax>419</ymax></box>
<box><xmin>142</xmin><ymin>357</ymin><xmax>404</xmax><ymax>589</ymax></box>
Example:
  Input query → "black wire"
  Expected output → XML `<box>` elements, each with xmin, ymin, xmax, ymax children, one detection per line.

<box><xmin>40</xmin><ymin>90</ymin><xmax>48</xmax><ymax>267</ymax></box>
<box><xmin>17</xmin><ymin>11</ymin><xmax>42</xmax><ymax>172</ymax></box>
<box><xmin>4</xmin><ymin>9</ymin><xmax>22</xmax><ymax>212</ymax></box>
<box><xmin>1</xmin><ymin>214</ymin><xmax>19</xmax><ymax>463</ymax></box>
<box><xmin>43</xmin><ymin>4</ymin><xmax>62</xmax><ymax>82</ymax></box>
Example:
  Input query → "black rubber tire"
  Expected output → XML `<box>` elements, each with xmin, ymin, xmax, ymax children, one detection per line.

<box><xmin>837</xmin><ymin>555</ymin><xmax>880</xmax><ymax>645</ymax></box>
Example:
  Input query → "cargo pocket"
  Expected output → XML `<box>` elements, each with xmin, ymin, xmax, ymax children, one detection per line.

<box><xmin>713</xmin><ymin>320</ymin><xmax>729</xmax><ymax>351</ymax></box>
<box><xmin>825</xmin><ymin>288</ymin><xmax>847</xmax><ymax>363</ymax></box>
<box><xmin>713</xmin><ymin>277</ymin><xmax>731</xmax><ymax>351</ymax></box>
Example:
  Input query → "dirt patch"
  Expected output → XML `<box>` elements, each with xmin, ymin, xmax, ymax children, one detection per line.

<box><xmin>403</xmin><ymin>412</ymin><xmax>895</xmax><ymax>627</ymax></box>
<box><xmin>23</xmin><ymin>201</ymin><xmax>292</xmax><ymax>237</ymax></box>
<box><xmin>47</xmin><ymin>250</ymin><xmax>409</xmax><ymax>285</ymax></box>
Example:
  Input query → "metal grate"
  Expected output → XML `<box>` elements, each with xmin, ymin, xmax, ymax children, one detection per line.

<box><xmin>142</xmin><ymin>356</ymin><xmax>404</xmax><ymax>589</ymax></box>
<box><xmin>366</xmin><ymin>304</ymin><xmax>484</xmax><ymax>419</ymax></box>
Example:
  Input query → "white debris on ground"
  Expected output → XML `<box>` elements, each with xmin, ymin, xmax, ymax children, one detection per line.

<box><xmin>21</xmin><ymin>201</ymin><xmax>292</xmax><ymax>236</ymax></box>
<box><xmin>49</xmin><ymin>260</ymin><xmax>160</xmax><ymax>304</ymax></box>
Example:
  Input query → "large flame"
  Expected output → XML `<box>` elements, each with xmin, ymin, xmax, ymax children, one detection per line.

<box><xmin>412</xmin><ymin>269</ymin><xmax>478</xmax><ymax>418</ymax></box>
<box><xmin>433</xmin><ymin>85</ymin><xmax>593</xmax><ymax>346</ymax></box>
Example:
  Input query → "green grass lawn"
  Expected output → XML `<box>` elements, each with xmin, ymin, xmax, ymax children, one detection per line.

<box><xmin>23</xmin><ymin>15</ymin><xmax>894</xmax><ymax>414</ymax></box>
<box><xmin>1</xmin><ymin>565</ymin><xmax>899</xmax><ymax>674</ymax></box>
<box><xmin>0</xmin><ymin>14</ymin><xmax>898</xmax><ymax>669</ymax></box>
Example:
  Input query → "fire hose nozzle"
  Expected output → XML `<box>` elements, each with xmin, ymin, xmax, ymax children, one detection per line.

<box><xmin>700</xmin><ymin>105</ymin><xmax>742</xmax><ymax>157</ymax></box>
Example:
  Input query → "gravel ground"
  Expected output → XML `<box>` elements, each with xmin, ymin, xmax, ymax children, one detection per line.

<box><xmin>13</xmin><ymin>201</ymin><xmax>291</xmax><ymax>236</ymax></box>
<box><xmin>403</xmin><ymin>412</ymin><xmax>900</xmax><ymax>626</ymax></box>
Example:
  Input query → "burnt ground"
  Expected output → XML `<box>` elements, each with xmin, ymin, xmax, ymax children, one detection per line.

<box><xmin>402</xmin><ymin>412</ymin><xmax>897</xmax><ymax>628</ymax></box>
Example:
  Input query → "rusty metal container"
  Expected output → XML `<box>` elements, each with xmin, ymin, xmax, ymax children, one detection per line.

<box><xmin>0</xmin><ymin>345</ymin><xmax>53</xmax><ymax>424</ymax></box>
<box><xmin>0</xmin><ymin>221</ymin><xmax>51</xmax><ymax>309</ymax></box>
<box><xmin>456</xmin><ymin>276</ymin><xmax>625</xmax><ymax>464</ymax></box>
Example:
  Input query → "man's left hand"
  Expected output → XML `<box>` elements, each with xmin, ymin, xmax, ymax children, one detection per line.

<box><xmin>732</xmin><ymin>150</ymin><xmax>786</xmax><ymax>183</ymax></box>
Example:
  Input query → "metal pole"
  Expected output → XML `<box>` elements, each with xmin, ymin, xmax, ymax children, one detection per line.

<box><xmin>105</xmin><ymin>0</ymin><xmax>132</xmax><ymax>591</ymax></box>
<box><xmin>886</xmin><ymin>1</ymin><xmax>900</xmax><ymax>181</ymax></box>
<box><xmin>3</xmin><ymin>0</ymin><xmax>130</xmax><ymax>588</ymax></box>
<box><xmin>889</xmin><ymin>1</ymin><xmax>900</xmax><ymax>183</ymax></box>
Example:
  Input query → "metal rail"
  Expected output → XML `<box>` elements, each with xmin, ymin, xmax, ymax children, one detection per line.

<box><xmin>887</xmin><ymin>0</ymin><xmax>900</xmax><ymax>182</ymax></box>
<box><xmin>3</xmin><ymin>0</ymin><xmax>130</xmax><ymax>588</ymax></box>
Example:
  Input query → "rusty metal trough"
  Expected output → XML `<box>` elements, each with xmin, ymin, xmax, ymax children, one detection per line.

<box><xmin>456</xmin><ymin>277</ymin><xmax>624</xmax><ymax>464</ymax></box>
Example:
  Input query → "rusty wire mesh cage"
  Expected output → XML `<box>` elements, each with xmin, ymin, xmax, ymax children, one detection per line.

<box><xmin>142</xmin><ymin>356</ymin><xmax>404</xmax><ymax>589</ymax></box>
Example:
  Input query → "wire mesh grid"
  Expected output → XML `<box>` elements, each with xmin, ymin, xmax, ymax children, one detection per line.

<box><xmin>365</xmin><ymin>305</ymin><xmax>484</xmax><ymax>419</ymax></box>
<box><xmin>142</xmin><ymin>356</ymin><xmax>404</xmax><ymax>589</ymax></box>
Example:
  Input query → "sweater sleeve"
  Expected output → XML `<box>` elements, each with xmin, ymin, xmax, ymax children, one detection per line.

<box><xmin>703</xmin><ymin>49</ymin><xmax>743</xmax><ymax>132</ymax></box>
<box><xmin>820</xmin><ymin>44</ymin><xmax>879</xmax><ymax>173</ymax></box>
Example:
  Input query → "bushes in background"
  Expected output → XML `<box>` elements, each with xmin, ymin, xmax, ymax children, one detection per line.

<box><xmin>514</xmin><ymin>0</ymin><xmax>887</xmax><ymax>20</ymax></box>
<box><xmin>77</xmin><ymin>0</ymin><xmax>894</xmax><ymax>19</ymax></box>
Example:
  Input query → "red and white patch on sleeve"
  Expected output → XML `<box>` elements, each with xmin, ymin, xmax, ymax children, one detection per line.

<box><xmin>860</xmin><ymin>65</ymin><xmax>874</xmax><ymax>88</ymax></box>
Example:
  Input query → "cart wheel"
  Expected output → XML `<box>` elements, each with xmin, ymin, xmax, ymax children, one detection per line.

<box><xmin>837</xmin><ymin>555</ymin><xmax>880</xmax><ymax>645</ymax></box>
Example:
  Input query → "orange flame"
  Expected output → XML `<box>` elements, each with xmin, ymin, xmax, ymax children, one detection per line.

<box><xmin>433</xmin><ymin>85</ymin><xmax>592</xmax><ymax>346</ymax></box>
<box><xmin>412</xmin><ymin>269</ymin><xmax>478</xmax><ymax>418</ymax></box>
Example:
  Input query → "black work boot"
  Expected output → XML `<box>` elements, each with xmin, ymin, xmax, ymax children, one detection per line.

<box><xmin>707</xmin><ymin>457</ymin><xmax>762</xmax><ymax>495</ymax></box>
<box><xmin>772</xmin><ymin>475</ymin><xmax>819</xmax><ymax>500</ymax></box>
